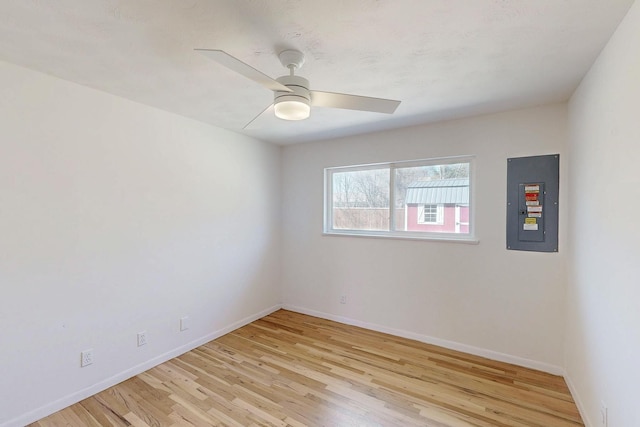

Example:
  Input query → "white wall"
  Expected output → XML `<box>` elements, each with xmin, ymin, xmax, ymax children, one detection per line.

<box><xmin>9</xmin><ymin>10</ymin><xmax>640</xmax><ymax>420</ymax></box>
<box><xmin>566</xmin><ymin>1</ymin><xmax>640</xmax><ymax>426</ymax></box>
<box><xmin>0</xmin><ymin>61</ymin><xmax>282</xmax><ymax>426</ymax></box>
<box><xmin>282</xmin><ymin>104</ymin><xmax>568</xmax><ymax>371</ymax></box>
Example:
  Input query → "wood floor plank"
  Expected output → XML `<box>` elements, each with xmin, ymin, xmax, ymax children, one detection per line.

<box><xmin>79</xmin><ymin>396</ymin><xmax>130</xmax><ymax>427</ymax></box>
<box><xmin>30</xmin><ymin>310</ymin><xmax>584</xmax><ymax>426</ymax></box>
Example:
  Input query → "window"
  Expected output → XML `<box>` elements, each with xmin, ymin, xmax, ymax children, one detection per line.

<box><xmin>418</xmin><ymin>204</ymin><xmax>444</xmax><ymax>224</ymax></box>
<box><xmin>324</xmin><ymin>156</ymin><xmax>475</xmax><ymax>241</ymax></box>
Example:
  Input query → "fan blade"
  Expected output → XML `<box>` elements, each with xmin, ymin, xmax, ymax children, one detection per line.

<box><xmin>243</xmin><ymin>104</ymin><xmax>274</xmax><ymax>129</ymax></box>
<box><xmin>311</xmin><ymin>91</ymin><xmax>400</xmax><ymax>114</ymax></box>
<box><xmin>195</xmin><ymin>49</ymin><xmax>292</xmax><ymax>93</ymax></box>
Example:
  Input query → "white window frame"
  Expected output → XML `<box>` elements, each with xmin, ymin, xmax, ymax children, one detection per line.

<box><xmin>324</xmin><ymin>155</ymin><xmax>477</xmax><ymax>243</ymax></box>
<box><xmin>417</xmin><ymin>204</ymin><xmax>444</xmax><ymax>225</ymax></box>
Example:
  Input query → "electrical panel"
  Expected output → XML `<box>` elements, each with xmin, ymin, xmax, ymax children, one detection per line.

<box><xmin>506</xmin><ymin>154</ymin><xmax>559</xmax><ymax>252</ymax></box>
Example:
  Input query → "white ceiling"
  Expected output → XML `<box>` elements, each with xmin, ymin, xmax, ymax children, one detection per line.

<box><xmin>0</xmin><ymin>1</ymin><xmax>634</xmax><ymax>145</ymax></box>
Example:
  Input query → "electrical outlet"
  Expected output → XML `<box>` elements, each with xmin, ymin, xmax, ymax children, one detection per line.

<box><xmin>180</xmin><ymin>316</ymin><xmax>189</xmax><ymax>331</ymax></box>
<box><xmin>340</xmin><ymin>295</ymin><xmax>347</xmax><ymax>304</ymax></box>
<box><xmin>137</xmin><ymin>331</ymin><xmax>147</xmax><ymax>347</ymax></box>
<box><xmin>600</xmin><ymin>401</ymin><xmax>608</xmax><ymax>426</ymax></box>
<box><xmin>80</xmin><ymin>349</ymin><xmax>93</xmax><ymax>367</ymax></box>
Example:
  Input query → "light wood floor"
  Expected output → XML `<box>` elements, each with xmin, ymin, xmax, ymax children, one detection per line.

<box><xmin>31</xmin><ymin>310</ymin><xmax>583</xmax><ymax>426</ymax></box>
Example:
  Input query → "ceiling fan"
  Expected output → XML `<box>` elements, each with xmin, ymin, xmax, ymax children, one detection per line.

<box><xmin>194</xmin><ymin>48</ymin><xmax>401</xmax><ymax>128</ymax></box>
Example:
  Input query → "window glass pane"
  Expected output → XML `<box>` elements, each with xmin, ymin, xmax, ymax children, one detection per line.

<box><xmin>423</xmin><ymin>204</ymin><xmax>439</xmax><ymax>223</ymax></box>
<box><xmin>325</xmin><ymin>157</ymin><xmax>474</xmax><ymax>240</ymax></box>
<box><xmin>332</xmin><ymin>168</ymin><xmax>390</xmax><ymax>231</ymax></box>
<box><xmin>394</xmin><ymin>163</ymin><xmax>470</xmax><ymax>234</ymax></box>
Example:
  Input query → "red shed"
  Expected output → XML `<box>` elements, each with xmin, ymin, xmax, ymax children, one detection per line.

<box><xmin>404</xmin><ymin>178</ymin><xmax>469</xmax><ymax>234</ymax></box>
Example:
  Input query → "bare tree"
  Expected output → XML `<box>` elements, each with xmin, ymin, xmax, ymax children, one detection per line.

<box><xmin>332</xmin><ymin>169</ymin><xmax>389</xmax><ymax>230</ymax></box>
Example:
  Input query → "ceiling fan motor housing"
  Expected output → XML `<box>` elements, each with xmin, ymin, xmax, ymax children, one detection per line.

<box><xmin>274</xmin><ymin>75</ymin><xmax>311</xmax><ymax>120</ymax></box>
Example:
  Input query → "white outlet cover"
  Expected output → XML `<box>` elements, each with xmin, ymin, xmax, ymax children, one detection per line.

<box><xmin>81</xmin><ymin>349</ymin><xmax>93</xmax><ymax>367</ymax></box>
<box><xmin>180</xmin><ymin>316</ymin><xmax>189</xmax><ymax>331</ymax></box>
<box><xmin>137</xmin><ymin>331</ymin><xmax>147</xmax><ymax>347</ymax></box>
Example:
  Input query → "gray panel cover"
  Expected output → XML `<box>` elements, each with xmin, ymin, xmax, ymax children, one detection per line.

<box><xmin>506</xmin><ymin>155</ymin><xmax>559</xmax><ymax>252</ymax></box>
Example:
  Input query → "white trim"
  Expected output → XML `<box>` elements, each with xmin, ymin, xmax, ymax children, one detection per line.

<box><xmin>2</xmin><ymin>305</ymin><xmax>282</xmax><ymax>427</ymax></box>
<box><xmin>323</xmin><ymin>230</ymin><xmax>479</xmax><ymax>244</ymax></box>
<box><xmin>282</xmin><ymin>304</ymin><xmax>564</xmax><ymax>376</ymax></box>
<box><xmin>563</xmin><ymin>371</ymin><xmax>593</xmax><ymax>427</ymax></box>
<box><xmin>404</xmin><ymin>201</ymin><xmax>408</xmax><ymax>231</ymax></box>
<box><xmin>325</xmin><ymin>154</ymin><xmax>475</xmax><ymax>172</ymax></box>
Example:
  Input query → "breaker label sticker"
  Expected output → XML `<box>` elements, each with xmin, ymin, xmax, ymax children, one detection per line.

<box><xmin>522</xmin><ymin>184</ymin><xmax>543</xmax><ymax>231</ymax></box>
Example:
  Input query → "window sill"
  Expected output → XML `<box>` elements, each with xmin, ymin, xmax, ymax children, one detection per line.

<box><xmin>322</xmin><ymin>230</ymin><xmax>479</xmax><ymax>244</ymax></box>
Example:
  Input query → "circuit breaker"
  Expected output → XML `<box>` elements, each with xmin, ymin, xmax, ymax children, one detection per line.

<box><xmin>506</xmin><ymin>155</ymin><xmax>559</xmax><ymax>252</ymax></box>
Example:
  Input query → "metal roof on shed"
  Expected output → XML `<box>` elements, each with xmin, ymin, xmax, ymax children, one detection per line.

<box><xmin>405</xmin><ymin>179</ymin><xmax>469</xmax><ymax>204</ymax></box>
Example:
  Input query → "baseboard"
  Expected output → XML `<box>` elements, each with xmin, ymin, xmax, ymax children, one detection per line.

<box><xmin>9</xmin><ymin>303</ymin><xmax>570</xmax><ymax>427</ymax></box>
<box><xmin>283</xmin><ymin>304</ymin><xmax>565</xmax><ymax>376</ymax></box>
<box><xmin>563</xmin><ymin>370</ymin><xmax>593</xmax><ymax>427</ymax></box>
<box><xmin>3</xmin><ymin>304</ymin><xmax>281</xmax><ymax>427</ymax></box>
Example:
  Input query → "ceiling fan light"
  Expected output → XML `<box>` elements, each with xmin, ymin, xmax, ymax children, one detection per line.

<box><xmin>274</xmin><ymin>97</ymin><xmax>311</xmax><ymax>120</ymax></box>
